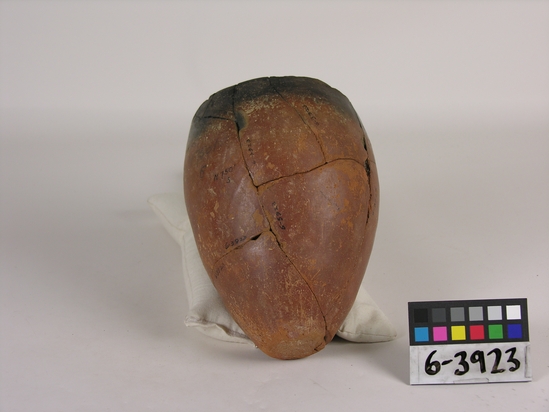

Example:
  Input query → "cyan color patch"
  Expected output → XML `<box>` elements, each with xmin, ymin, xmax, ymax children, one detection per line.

<box><xmin>414</xmin><ymin>327</ymin><xmax>429</xmax><ymax>342</ymax></box>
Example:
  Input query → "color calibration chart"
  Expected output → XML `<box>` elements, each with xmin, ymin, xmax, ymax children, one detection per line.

<box><xmin>408</xmin><ymin>298</ymin><xmax>531</xmax><ymax>385</ymax></box>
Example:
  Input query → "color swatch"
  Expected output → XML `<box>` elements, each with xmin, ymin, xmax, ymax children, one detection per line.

<box><xmin>408</xmin><ymin>298</ymin><xmax>529</xmax><ymax>346</ymax></box>
<box><xmin>408</xmin><ymin>298</ymin><xmax>531</xmax><ymax>385</ymax></box>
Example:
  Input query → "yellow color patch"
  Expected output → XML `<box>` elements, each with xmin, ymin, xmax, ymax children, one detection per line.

<box><xmin>451</xmin><ymin>325</ymin><xmax>466</xmax><ymax>341</ymax></box>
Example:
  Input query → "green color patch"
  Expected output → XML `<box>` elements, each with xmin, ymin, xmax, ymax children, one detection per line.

<box><xmin>488</xmin><ymin>324</ymin><xmax>503</xmax><ymax>339</ymax></box>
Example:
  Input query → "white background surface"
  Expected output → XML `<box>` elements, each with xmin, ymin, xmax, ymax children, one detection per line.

<box><xmin>1</xmin><ymin>1</ymin><xmax>548</xmax><ymax>411</ymax></box>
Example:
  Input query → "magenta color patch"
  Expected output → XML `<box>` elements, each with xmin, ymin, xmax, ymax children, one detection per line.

<box><xmin>432</xmin><ymin>326</ymin><xmax>448</xmax><ymax>342</ymax></box>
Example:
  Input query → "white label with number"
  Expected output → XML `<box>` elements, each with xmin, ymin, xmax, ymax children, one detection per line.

<box><xmin>410</xmin><ymin>342</ymin><xmax>531</xmax><ymax>385</ymax></box>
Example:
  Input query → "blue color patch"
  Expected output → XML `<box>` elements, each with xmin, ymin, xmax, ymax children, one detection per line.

<box><xmin>414</xmin><ymin>327</ymin><xmax>429</xmax><ymax>342</ymax></box>
<box><xmin>508</xmin><ymin>324</ymin><xmax>522</xmax><ymax>339</ymax></box>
